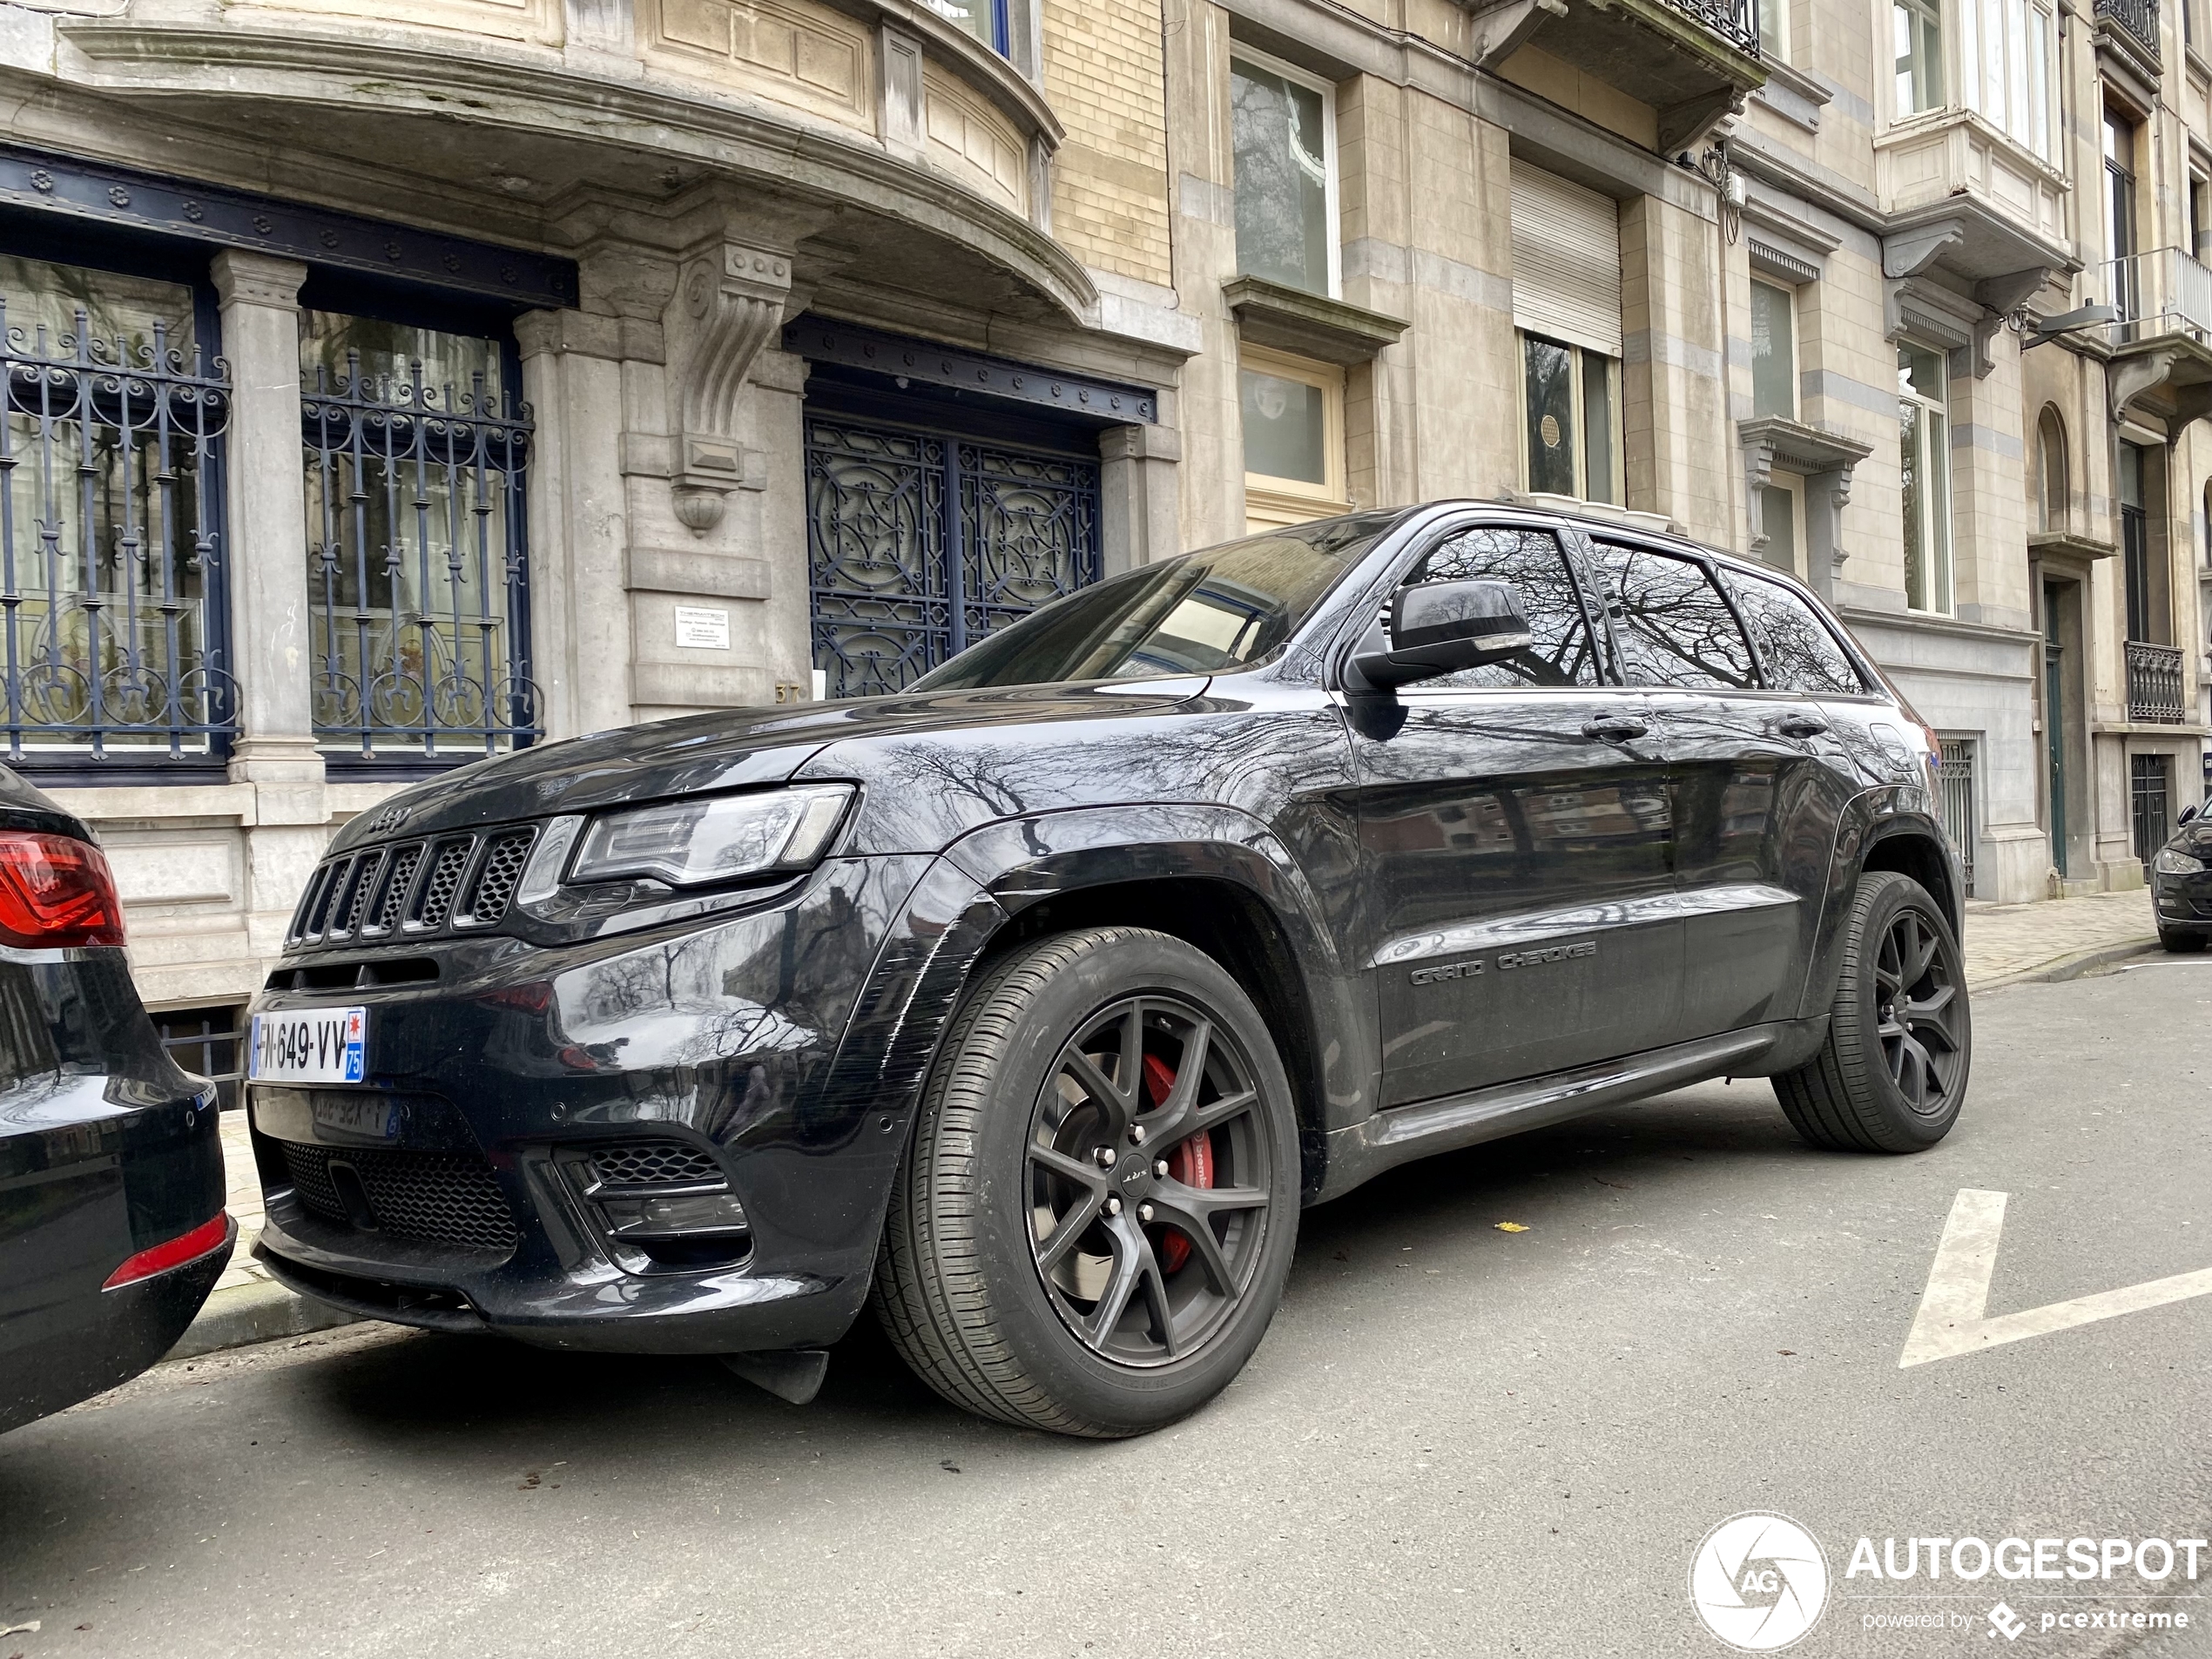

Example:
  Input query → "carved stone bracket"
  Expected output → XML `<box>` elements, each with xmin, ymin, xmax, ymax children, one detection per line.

<box><xmin>1738</xmin><ymin>415</ymin><xmax>1873</xmax><ymax>600</ymax></box>
<box><xmin>669</xmin><ymin>239</ymin><xmax>795</xmax><ymax>533</ymax></box>
<box><xmin>2107</xmin><ymin>345</ymin><xmax>2186</xmax><ymax>424</ymax></box>
<box><xmin>1467</xmin><ymin>0</ymin><xmax>1566</xmax><ymax>67</ymax></box>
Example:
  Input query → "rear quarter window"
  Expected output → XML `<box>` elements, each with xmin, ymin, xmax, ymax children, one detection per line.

<box><xmin>1719</xmin><ymin>568</ymin><xmax>1869</xmax><ymax>696</ymax></box>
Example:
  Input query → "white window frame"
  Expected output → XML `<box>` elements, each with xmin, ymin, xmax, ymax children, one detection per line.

<box><xmin>1892</xmin><ymin>0</ymin><xmax>1944</xmax><ymax>118</ymax></box>
<box><xmin>1239</xmin><ymin>342</ymin><xmax>1348</xmax><ymax>530</ymax></box>
<box><xmin>1515</xmin><ymin>330</ymin><xmax>1624</xmax><ymax>508</ymax></box>
<box><xmin>1759</xmin><ymin>0</ymin><xmax>1790</xmax><ymax>62</ymax></box>
<box><xmin>1750</xmin><ymin>277</ymin><xmax>1799</xmax><ymax>422</ymax></box>
<box><xmin>1959</xmin><ymin>0</ymin><xmax>2060</xmax><ymax>161</ymax></box>
<box><xmin>1898</xmin><ymin>340</ymin><xmax>1954</xmax><ymax>617</ymax></box>
<box><xmin>1228</xmin><ymin>44</ymin><xmax>1342</xmax><ymax>301</ymax></box>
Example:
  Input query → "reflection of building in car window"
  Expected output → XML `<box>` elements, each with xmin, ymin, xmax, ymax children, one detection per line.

<box><xmin>1130</xmin><ymin>577</ymin><xmax>1281</xmax><ymax>674</ymax></box>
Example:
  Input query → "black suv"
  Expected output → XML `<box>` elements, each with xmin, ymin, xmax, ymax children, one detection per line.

<box><xmin>246</xmin><ymin>503</ymin><xmax>1970</xmax><ymax>1436</ymax></box>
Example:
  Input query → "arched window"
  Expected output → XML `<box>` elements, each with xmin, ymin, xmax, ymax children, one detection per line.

<box><xmin>2036</xmin><ymin>407</ymin><xmax>2068</xmax><ymax>532</ymax></box>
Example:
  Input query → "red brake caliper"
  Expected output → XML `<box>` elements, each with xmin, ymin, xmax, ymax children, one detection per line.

<box><xmin>1140</xmin><ymin>1053</ymin><xmax>1213</xmax><ymax>1272</ymax></box>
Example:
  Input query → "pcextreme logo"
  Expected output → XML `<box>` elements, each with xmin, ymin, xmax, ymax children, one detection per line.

<box><xmin>1689</xmin><ymin>1512</ymin><xmax>1831</xmax><ymax>1652</ymax></box>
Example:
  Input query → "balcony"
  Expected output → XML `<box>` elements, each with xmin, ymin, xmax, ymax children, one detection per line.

<box><xmin>2125</xmin><ymin>641</ymin><xmax>2187</xmax><ymax>724</ymax></box>
<box><xmin>2087</xmin><ymin>248</ymin><xmax>2212</xmax><ymax>424</ymax></box>
<box><xmin>2094</xmin><ymin>0</ymin><xmax>2161</xmax><ymax>75</ymax></box>
<box><xmin>1467</xmin><ymin>0</ymin><xmax>1764</xmax><ymax>152</ymax></box>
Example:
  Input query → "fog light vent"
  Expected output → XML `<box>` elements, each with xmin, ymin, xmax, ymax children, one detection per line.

<box><xmin>598</xmin><ymin>1189</ymin><xmax>750</xmax><ymax>1239</ymax></box>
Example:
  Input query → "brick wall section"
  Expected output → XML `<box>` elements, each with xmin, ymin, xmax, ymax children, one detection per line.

<box><xmin>1042</xmin><ymin>0</ymin><xmax>1172</xmax><ymax>286</ymax></box>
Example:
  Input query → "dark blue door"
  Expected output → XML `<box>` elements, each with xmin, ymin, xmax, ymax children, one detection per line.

<box><xmin>805</xmin><ymin>409</ymin><xmax>1101</xmax><ymax>698</ymax></box>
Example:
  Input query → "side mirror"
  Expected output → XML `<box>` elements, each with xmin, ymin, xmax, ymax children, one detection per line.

<box><xmin>2183</xmin><ymin>804</ymin><xmax>2200</xmax><ymax>825</ymax></box>
<box><xmin>1348</xmin><ymin>577</ymin><xmax>1534</xmax><ymax>691</ymax></box>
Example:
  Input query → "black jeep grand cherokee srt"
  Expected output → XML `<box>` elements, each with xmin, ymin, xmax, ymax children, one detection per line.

<box><xmin>246</xmin><ymin>502</ymin><xmax>1969</xmax><ymax>1436</ymax></box>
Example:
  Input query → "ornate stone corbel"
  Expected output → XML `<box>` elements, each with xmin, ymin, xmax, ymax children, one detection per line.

<box><xmin>670</xmin><ymin>240</ymin><xmax>794</xmax><ymax>533</ymax></box>
<box><xmin>1468</xmin><ymin>0</ymin><xmax>1566</xmax><ymax>67</ymax></box>
<box><xmin>2107</xmin><ymin>345</ymin><xmax>2183</xmax><ymax>424</ymax></box>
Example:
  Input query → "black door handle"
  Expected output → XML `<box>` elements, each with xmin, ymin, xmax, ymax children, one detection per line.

<box><xmin>1777</xmin><ymin>714</ymin><xmax>1831</xmax><ymax>738</ymax></box>
<box><xmin>1582</xmin><ymin>715</ymin><xmax>1649</xmax><ymax>741</ymax></box>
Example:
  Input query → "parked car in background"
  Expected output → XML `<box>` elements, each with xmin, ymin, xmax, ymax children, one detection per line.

<box><xmin>0</xmin><ymin>765</ymin><xmax>231</xmax><ymax>1433</ymax></box>
<box><xmin>245</xmin><ymin>502</ymin><xmax>1969</xmax><ymax>1438</ymax></box>
<box><xmin>2151</xmin><ymin>804</ymin><xmax>2211</xmax><ymax>952</ymax></box>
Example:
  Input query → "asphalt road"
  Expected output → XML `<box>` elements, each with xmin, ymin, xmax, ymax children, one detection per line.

<box><xmin>3</xmin><ymin>960</ymin><xmax>2208</xmax><ymax>1659</ymax></box>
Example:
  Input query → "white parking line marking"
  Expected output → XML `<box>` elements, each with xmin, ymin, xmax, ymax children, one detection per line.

<box><xmin>1898</xmin><ymin>1189</ymin><xmax>2212</xmax><ymax>1367</ymax></box>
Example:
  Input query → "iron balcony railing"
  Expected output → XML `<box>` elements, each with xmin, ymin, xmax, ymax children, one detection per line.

<box><xmin>1676</xmin><ymin>0</ymin><xmax>1762</xmax><ymax>56</ymax></box>
<box><xmin>0</xmin><ymin>302</ymin><xmax>235</xmax><ymax>766</ymax></box>
<box><xmin>2088</xmin><ymin>247</ymin><xmax>2212</xmax><ymax>346</ymax></box>
<box><xmin>2095</xmin><ymin>0</ymin><xmax>2161</xmax><ymax>57</ymax></box>
<box><xmin>2125</xmin><ymin>639</ymin><xmax>2186</xmax><ymax>724</ymax></box>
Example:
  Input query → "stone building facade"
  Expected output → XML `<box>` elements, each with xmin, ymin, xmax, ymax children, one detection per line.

<box><xmin>0</xmin><ymin>0</ymin><xmax>2204</xmax><ymax>1089</ymax></box>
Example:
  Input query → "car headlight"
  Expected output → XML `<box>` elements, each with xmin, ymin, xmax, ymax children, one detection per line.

<box><xmin>567</xmin><ymin>786</ymin><xmax>854</xmax><ymax>888</ymax></box>
<box><xmin>2153</xmin><ymin>846</ymin><xmax>2206</xmax><ymax>875</ymax></box>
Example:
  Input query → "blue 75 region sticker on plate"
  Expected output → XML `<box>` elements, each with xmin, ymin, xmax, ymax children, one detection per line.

<box><xmin>249</xmin><ymin>1006</ymin><xmax>368</xmax><ymax>1085</ymax></box>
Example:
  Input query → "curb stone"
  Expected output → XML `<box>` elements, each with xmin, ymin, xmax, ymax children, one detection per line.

<box><xmin>166</xmin><ymin>1278</ymin><xmax>362</xmax><ymax>1363</ymax></box>
<box><xmin>1971</xmin><ymin>936</ymin><xmax>2162</xmax><ymax>994</ymax></box>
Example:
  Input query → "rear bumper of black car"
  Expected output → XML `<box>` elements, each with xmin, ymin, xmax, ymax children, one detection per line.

<box><xmin>0</xmin><ymin>1218</ymin><xmax>233</xmax><ymax>1433</ymax></box>
<box><xmin>247</xmin><ymin>852</ymin><xmax>988</xmax><ymax>1355</ymax></box>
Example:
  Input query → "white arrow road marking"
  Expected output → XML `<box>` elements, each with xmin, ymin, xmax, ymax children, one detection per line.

<box><xmin>1898</xmin><ymin>1189</ymin><xmax>2212</xmax><ymax>1367</ymax></box>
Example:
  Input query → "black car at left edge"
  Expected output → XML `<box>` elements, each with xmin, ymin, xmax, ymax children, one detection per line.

<box><xmin>0</xmin><ymin>764</ymin><xmax>232</xmax><ymax>1433</ymax></box>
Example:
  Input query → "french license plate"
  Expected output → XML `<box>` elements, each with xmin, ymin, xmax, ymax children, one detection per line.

<box><xmin>310</xmin><ymin>1092</ymin><xmax>400</xmax><ymax>1142</ymax></box>
<box><xmin>248</xmin><ymin>1007</ymin><xmax>368</xmax><ymax>1086</ymax></box>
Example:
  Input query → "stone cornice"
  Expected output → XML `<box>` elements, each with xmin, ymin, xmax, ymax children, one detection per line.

<box><xmin>54</xmin><ymin>18</ymin><xmax>1097</xmax><ymax>325</ymax></box>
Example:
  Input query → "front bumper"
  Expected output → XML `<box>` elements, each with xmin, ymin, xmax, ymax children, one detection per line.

<box><xmin>2153</xmin><ymin>869</ymin><xmax>2212</xmax><ymax>934</ymax></box>
<box><xmin>248</xmin><ymin>853</ymin><xmax>957</xmax><ymax>1354</ymax></box>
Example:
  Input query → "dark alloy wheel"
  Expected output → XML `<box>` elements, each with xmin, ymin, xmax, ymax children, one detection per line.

<box><xmin>873</xmin><ymin>927</ymin><xmax>1300</xmax><ymax>1437</ymax></box>
<box><xmin>1775</xmin><ymin>870</ymin><xmax>1971</xmax><ymax>1152</ymax></box>
<box><xmin>1866</xmin><ymin>904</ymin><xmax>1966</xmax><ymax>1117</ymax></box>
<box><xmin>1027</xmin><ymin>994</ymin><xmax>1276</xmax><ymax>1366</ymax></box>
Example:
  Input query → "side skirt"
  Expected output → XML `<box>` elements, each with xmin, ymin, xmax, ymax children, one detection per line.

<box><xmin>1311</xmin><ymin>1020</ymin><xmax>1825</xmax><ymax>1204</ymax></box>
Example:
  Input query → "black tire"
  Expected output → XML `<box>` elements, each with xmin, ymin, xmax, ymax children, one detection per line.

<box><xmin>873</xmin><ymin>927</ymin><xmax>1301</xmax><ymax>1438</ymax></box>
<box><xmin>1774</xmin><ymin>871</ymin><xmax>1970</xmax><ymax>1153</ymax></box>
<box><xmin>2159</xmin><ymin>927</ymin><xmax>2209</xmax><ymax>954</ymax></box>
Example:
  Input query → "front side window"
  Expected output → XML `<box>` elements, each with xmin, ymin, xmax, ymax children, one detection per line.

<box><xmin>300</xmin><ymin>310</ymin><xmax>535</xmax><ymax>764</ymax></box>
<box><xmin>1240</xmin><ymin>345</ymin><xmax>1345</xmax><ymax>529</ymax></box>
<box><xmin>1401</xmin><ymin>526</ymin><xmax>1601</xmax><ymax>691</ymax></box>
<box><xmin>1521</xmin><ymin>334</ymin><xmax>1621</xmax><ymax>506</ymax></box>
<box><xmin>1231</xmin><ymin>52</ymin><xmax>1337</xmax><ymax>298</ymax></box>
<box><xmin>0</xmin><ymin>253</ymin><xmax>229</xmax><ymax>765</ymax></box>
<box><xmin>912</xmin><ymin>512</ymin><xmax>1400</xmax><ymax>689</ymax></box>
<box><xmin>1750</xmin><ymin>280</ymin><xmax>1797</xmax><ymax>421</ymax></box>
<box><xmin>1894</xmin><ymin>0</ymin><xmax>1943</xmax><ymax>115</ymax></box>
<box><xmin>1898</xmin><ymin>342</ymin><xmax>1952</xmax><ymax>614</ymax></box>
<box><xmin>1591</xmin><ymin>543</ymin><xmax>1757</xmax><ymax>690</ymax></box>
<box><xmin>1721</xmin><ymin>568</ymin><xmax>1868</xmax><ymax>695</ymax></box>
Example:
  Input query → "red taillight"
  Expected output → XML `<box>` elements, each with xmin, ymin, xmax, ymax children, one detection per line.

<box><xmin>102</xmin><ymin>1213</ymin><xmax>230</xmax><ymax>1291</ymax></box>
<box><xmin>0</xmin><ymin>830</ymin><xmax>125</xmax><ymax>948</ymax></box>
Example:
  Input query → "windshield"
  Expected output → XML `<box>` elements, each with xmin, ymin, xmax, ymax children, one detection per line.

<box><xmin>912</xmin><ymin>512</ymin><xmax>1403</xmax><ymax>691</ymax></box>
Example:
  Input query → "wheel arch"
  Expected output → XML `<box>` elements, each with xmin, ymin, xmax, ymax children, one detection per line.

<box><xmin>981</xmin><ymin>873</ymin><xmax>1332</xmax><ymax>1192</ymax></box>
<box><xmin>1796</xmin><ymin>789</ymin><xmax>1965</xmax><ymax>1021</ymax></box>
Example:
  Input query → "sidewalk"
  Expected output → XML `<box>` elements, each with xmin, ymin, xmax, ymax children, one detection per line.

<box><xmin>167</xmin><ymin>887</ymin><xmax>2165</xmax><ymax>1364</ymax></box>
<box><xmin>1959</xmin><ymin>886</ymin><xmax>2161</xmax><ymax>988</ymax></box>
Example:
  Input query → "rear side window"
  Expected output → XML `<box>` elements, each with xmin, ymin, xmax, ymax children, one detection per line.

<box><xmin>1589</xmin><ymin>543</ymin><xmax>1757</xmax><ymax>690</ymax></box>
<box><xmin>1400</xmin><ymin>526</ymin><xmax>1600</xmax><ymax>690</ymax></box>
<box><xmin>1720</xmin><ymin>569</ymin><xmax>1868</xmax><ymax>696</ymax></box>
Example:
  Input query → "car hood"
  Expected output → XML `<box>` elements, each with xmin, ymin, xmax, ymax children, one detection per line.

<box><xmin>326</xmin><ymin>679</ymin><xmax>1211</xmax><ymax>850</ymax></box>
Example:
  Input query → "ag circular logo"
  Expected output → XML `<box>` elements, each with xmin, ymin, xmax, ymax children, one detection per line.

<box><xmin>1689</xmin><ymin>1512</ymin><xmax>1830</xmax><ymax>1651</ymax></box>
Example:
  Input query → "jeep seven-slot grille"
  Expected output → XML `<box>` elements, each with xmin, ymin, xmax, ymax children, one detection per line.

<box><xmin>286</xmin><ymin>826</ymin><xmax>538</xmax><ymax>948</ymax></box>
<box><xmin>279</xmin><ymin>1142</ymin><xmax>521</xmax><ymax>1253</ymax></box>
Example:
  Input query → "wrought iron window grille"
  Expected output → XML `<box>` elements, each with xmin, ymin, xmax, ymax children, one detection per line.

<box><xmin>304</xmin><ymin>347</ymin><xmax>539</xmax><ymax>768</ymax></box>
<box><xmin>0</xmin><ymin>300</ymin><xmax>235</xmax><ymax>770</ymax></box>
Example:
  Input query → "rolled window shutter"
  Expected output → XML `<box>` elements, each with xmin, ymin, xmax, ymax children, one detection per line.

<box><xmin>1510</xmin><ymin>162</ymin><xmax>1623</xmax><ymax>359</ymax></box>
